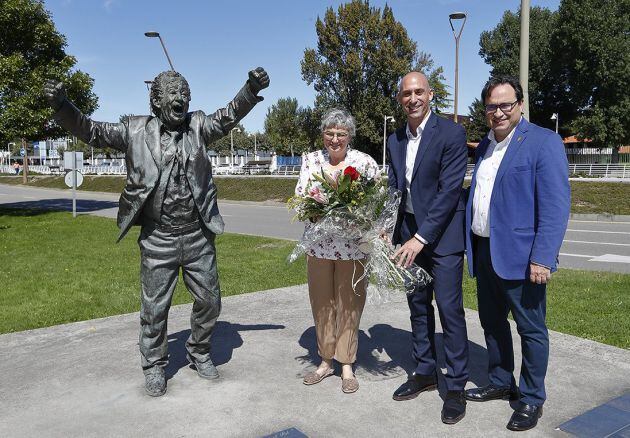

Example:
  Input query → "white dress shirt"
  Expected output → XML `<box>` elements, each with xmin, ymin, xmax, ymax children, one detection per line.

<box><xmin>404</xmin><ymin>111</ymin><xmax>431</xmax><ymax>244</ymax></box>
<box><xmin>471</xmin><ymin>124</ymin><xmax>519</xmax><ymax>237</ymax></box>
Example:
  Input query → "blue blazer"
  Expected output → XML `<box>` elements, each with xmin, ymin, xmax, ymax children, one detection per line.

<box><xmin>465</xmin><ymin>118</ymin><xmax>570</xmax><ymax>280</ymax></box>
<box><xmin>387</xmin><ymin>112</ymin><xmax>468</xmax><ymax>256</ymax></box>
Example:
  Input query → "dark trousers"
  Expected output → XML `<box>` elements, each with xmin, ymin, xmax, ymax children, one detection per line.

<box><xmin>137</xmin><ymin>223</ymin><xmax>221</xmax><ymax>370</ymax></box>
<box><xmin>474</xmin><ymin>236</ymin><xmax>548</xmax><ymax>406</ymax></box>
<box><xmin>401</xmin><ymin>213</ymin><xmax>469</xmax><ymax>391</ymax></box>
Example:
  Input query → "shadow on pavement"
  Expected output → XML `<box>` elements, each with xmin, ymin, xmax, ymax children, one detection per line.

<box><xmin>165</xmin><ymin>321</ymin><xmax>285</xmax><ymax>379</ymax></box>
<box><xmin>296</xmin><ymin>323</ymin><xmax>490</xmax><ymax>390</ymax></box>
<box><xmin>1</xmin><ymin>198</ymin><xmax>119</xmax><ymax>214</ymax></box>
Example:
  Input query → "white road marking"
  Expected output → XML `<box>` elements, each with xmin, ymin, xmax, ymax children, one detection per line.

<box><xmin>559</xmin><ymin>253</ymin><xmax>595</xmax><ymax>258</ymax></box>
<box><xmin>569</xmin><ymin>220</ymin><xmax>630</xmax><ymax>225</ymax></box>
<box><xmin>589</xmin><ymin>254</ymin><xmax>630</xmax><ymax>264</ymax></box>
<box><xmin>563</xmin><ymin>240</ymin><xmax>630</xmax><ymax>247</ymax></box>
<box><xmin>566</xmin><ymin>229</ymin><xmax>630</xmax><ymax>235</ymax></box>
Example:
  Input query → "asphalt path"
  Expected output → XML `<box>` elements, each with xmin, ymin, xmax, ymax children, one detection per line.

<box><xmin>1</xmin><ymin>183</ymin><xmax>629</xmax><ymax>273</ymax></box>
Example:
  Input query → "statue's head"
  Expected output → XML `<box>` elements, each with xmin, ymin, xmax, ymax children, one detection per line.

<box><xmin>150</xmin><ymin>71</ymin><xmax>191</xmax><ymax>128</ymax></box>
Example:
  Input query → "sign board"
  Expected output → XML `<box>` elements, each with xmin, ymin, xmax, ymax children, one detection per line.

<box><xmin>38</xmin><ymin>141</ymin><xmax>47</xmax><ymax>159</ymax></box>
<box><xmin>64</xmin><ymin>170</ymin><xmax>83</xmax><ymax>188</ymax></box>
<box><xmin>52</xmin><ymin>139</ymin><xmax>67</xmax><ymax>150</ymax></box>
<box><xmin>20</xmin><ymin>148</ymin><xmax>25</xmax><ymax>156</ymax></box>
<box><xmin>63</xmin><ymin>152</ymin><xmax>84</xmax><ymax>170</ymax></box>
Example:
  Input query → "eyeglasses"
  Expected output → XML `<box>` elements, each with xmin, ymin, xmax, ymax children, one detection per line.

<box><xmin>485</xmin><ymin>100</ymin><xmax>519</xmax><ymax>114</ymax></box>
<box><xmin>323</xmin><ymin>131</ymin><xmax>349</xmax><ymax>140</ymax></box>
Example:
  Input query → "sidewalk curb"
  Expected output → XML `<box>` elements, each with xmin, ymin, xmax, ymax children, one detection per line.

<box><xmin>570</xmin><ymin>213</ymin><xmax>630</xmax><ymax>222</ymax></box>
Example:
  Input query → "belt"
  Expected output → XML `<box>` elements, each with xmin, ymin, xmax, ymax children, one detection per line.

<box><xmin>143</xmin><ymin>219</ymin><xmax>202</xmax><ymax>234</ymax></box>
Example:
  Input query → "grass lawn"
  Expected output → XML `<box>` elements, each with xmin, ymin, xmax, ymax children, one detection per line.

<box><xmin>2</xmin><ymin>175</ymin><xmax>629</xmax><ymax>214</ymax></box>
<box><xmin>571</xmin><ymin>181</ymin><xmax>630</xmax><ymax>215</ymax></box>
<box><xmin>0</xmin><ymin>207</ymin><xmax>306</xmax><ymax>334</ymax></box>
<box><xmin>1</xmin><ymin>206</ymin><xmax>628</xmax><ymax>349</ymax></box>
<box><xmin>461</xmin><ymin>266</ymin><xmax>630</xmax><ymax>350</ymax></box>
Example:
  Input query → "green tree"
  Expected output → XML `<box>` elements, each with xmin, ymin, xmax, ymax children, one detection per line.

<box><xmin>209</xmin><ymin>123</ymin><xmax>250</xmax><ymax>155</ymax></box>
<box><xmin>478</xmin><ymin>6</ymin><xmax>569</xmax><ymax>131</ymax></box>
<box><xmin>0</xmin><ymin>0</ymin><xmax>98</xmax><ymax>146</ymax></box>
<box><xmin>263</xmin><ymin>97</ymin><xmax>311</xmax><ymax>156</ymax></box>
<box><xmin>554</xmin><ymin>0</ymin><xmax>630</xmax><ymax>162</ymax></box>
<box><xmin>466</xmin><ymin>98</ymin><xmax>489</xmax><ymax>143</ymax></box>
<box><xmin>301</xmin><ymin>0</ymin><xmax>449</xmax><ymax>159</ymax></box>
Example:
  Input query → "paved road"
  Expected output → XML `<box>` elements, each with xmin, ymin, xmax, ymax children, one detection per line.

<box><xmin>2</xmin><ymin>183</ymin><xmax>629</xmax><ymax>273</ymax></box>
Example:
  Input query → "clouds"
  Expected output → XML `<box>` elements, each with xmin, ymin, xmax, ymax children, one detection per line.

<box><xmin>102</xmin><ymin>0</ymin><xmax>116</xmax><ymax>11</ymax></box>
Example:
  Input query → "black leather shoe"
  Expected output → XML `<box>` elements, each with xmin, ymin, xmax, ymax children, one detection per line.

<box><xmin>465</xmin><ymin>384</ymin><xmax>518</xmax><ymax>402</ymax></box>
<box><xmin>507</xmin><ymin>403</ymin><xmax>543</xmax><ymax>431</ymax></box>
<box><xmin>441</xmin><ymin>390</ymin><xmax>466</xmax><ymax>424</ymax></box>
<box><xmin>392</xmin><ymin>373</ymin><xmax>438</xmax><ymax>401</ymax></box>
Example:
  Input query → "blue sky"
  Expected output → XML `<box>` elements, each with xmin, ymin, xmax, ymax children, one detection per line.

<box><xmin>44</xmin><ymin>0</ymin><xmax>560</xmax><ymax>133</ymax></box>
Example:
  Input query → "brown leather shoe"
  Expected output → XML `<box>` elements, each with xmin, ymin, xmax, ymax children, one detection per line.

<box><xmin>342</xmin><ymin>376</ymin><xmax>359</xmax><ymax>393</ymax></box>
<box><xmin>303</xmin><ymin>368</ymin><xmax>334</xmax><ymax>385</ymax></box>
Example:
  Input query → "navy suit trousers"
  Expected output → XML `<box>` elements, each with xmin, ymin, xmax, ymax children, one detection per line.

<box><xmin>401</xmin><ymin>213</ymin><xmax>469</xmax><ymax>391</ymax></box>
<box><xmin>474</xmin><ymin>236</ymin><xmax>548</xmax><ymax>406</ymax></box>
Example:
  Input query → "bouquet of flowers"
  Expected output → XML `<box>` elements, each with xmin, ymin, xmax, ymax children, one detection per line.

<box><xmin>288</xmin><ymin>165</ymin><xmax>432</xmax><ymax>296</ymax></box>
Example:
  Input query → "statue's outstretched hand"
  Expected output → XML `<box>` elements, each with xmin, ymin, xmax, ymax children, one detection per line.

<box><xmin>43</xmin><ymin>80</ymin><xmax>66</xmax><ymax>111</ymax></box>
<box><xmin>248</xmin><ymin>67</ymin><xmax>270</xmax><ymax>95</ymax></box>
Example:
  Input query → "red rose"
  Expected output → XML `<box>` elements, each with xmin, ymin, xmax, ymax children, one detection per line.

<box><xmin>343</xmin><ymin>166</ymin><xmax>360</xmax><ymax>181</ymax></box>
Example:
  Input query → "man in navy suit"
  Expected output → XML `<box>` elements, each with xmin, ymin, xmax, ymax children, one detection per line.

<box><xmin>464</xmin><ymin>76</ymin><xmax>570</xmax><ymax>431</ymax></box>
<box><xmin>387</xmin><ymin>72</ymin><xmax>469</xmax><ymax>424</ymax></box>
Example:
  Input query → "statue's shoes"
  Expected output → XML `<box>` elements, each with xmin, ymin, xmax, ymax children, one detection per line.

<box><xmin>192</xmin><ymin>359</ymin><xmax>220</xmax><ymax>380</ymax></box>
<box><xmin>144</xmin><ymin>366</ymin><xmax>166</xmax><ymax>397</ymax></box>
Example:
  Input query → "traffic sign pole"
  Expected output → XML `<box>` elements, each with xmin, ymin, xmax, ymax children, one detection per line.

<box><xmin>21</xmin><ymin>138</ymin><xmax>28</xmax><ymax>183</ymax></box>
<box><xmin>72</xmin><ymin>150</ymin><xmax>77</xmax><ymax>218</ymax></box>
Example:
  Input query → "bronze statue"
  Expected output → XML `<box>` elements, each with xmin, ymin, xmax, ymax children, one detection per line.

<box><xmin>44</xmin><ymin>67</ymin><xmax>269</xmax><ymax>396</ymax></box>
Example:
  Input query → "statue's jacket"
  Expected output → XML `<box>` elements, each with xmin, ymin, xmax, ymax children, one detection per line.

<box><xmin>53</xmin><ymin>84</ymin><xmax>261</xmax><ymax>241</ymax></box>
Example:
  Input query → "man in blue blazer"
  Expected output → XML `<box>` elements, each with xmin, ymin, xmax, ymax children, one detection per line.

<box><xmin>387</xmin><ymin>72</ymin><xmax>469</xmax><ymax>425</ymax></box>
<box><xmin>464</xmin><ymin>76</ymin><xmax>570</xmax><ymax>431</ymax></box>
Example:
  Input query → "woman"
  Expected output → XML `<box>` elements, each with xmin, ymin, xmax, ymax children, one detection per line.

<box><xmin>294</xmin><ymin>108</ymin><xmax>379</xmax><ymax>393</ymax></box>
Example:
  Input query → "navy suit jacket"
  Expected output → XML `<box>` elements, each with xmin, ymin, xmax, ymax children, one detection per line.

<box><xmin>465</xmin><ymin>118</ymin><xmax>570</xmax><ymax>280</ymax></box>
<box><xmin>387</xmin><ymin>112</ymin><xmax>468</xmax><ymax>256</ymax></box>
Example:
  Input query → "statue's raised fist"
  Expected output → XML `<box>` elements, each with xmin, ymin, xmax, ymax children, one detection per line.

<box><xmin>247</xmin><ymin>67</ymin><xmax>270</xmax><ymax>95</ymax></box>
<box><xmin>43</xmin><ymin>80</ymin><xmax>66</xmax><ymax>111</ymax></box>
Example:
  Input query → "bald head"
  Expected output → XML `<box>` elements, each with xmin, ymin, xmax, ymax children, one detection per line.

<box><xmin>398</xmin><ymin>72</ymin><xmax>430</xmax><ymax>97</ymax></box>
<box><xmin>397</xmin><ymin>72</ymin><xmax>434</xmax><ymax>131</ymax></box>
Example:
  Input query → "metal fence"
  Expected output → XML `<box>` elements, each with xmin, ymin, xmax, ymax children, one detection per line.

<box><xmin>567</xmin><ymin>163</ymin><xmax>630</xmax><ymax>178</ymax></box>
<box><xmin>464</xmin><ymin>163</ymin><xmax>630</xmax><ymax>178</ymax></box>
<box><xmin>272</xmin><ymin>165</ymin><xmax>301</xmax><ymax>176</ymax></box>
<box><xmin>2</xmin><ymin>163</ymin><xmax>629</xmax><ymax>179</ymax></box>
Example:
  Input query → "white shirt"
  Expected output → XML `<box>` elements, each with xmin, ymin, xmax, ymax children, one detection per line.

<box><xmin>471</xmin><ymin>124</ymin><xmax>519</xmax><ymax>237</ymax></box>
<box><xmin>404</xmin><ymin>111</ymin><xmax>431</xmax><ymax>244</ymax></box>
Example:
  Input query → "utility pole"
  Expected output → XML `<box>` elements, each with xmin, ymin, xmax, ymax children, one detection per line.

<box><xmin>519</xmin><ymin>0</ymin><xmax>530</xmax><ymax>119</ymax></box>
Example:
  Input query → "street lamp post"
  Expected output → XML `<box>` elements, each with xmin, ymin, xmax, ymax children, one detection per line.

<box><xmin>382</xmin><ymin>115</ymin><xmax>395</xmax><ymax>166</ymax></box>
<box><xmin>520</xmin><ymin>0</ymin><xmax>530</xmax><ymax>119</ymax></box>
<box><xmin>144</xmin><ymin>80</ymin><xmax>154</xmax><ymax>115</ymax></box>
<box><xmin>449</xmin><ymin>12</ymin><xmax>467</xmax><ymax>124</ymax></box>
<box><xmin>144</xmin><ymin>31</ymin><xmax>175</xmax><ymax>71</ymax></box>
<box><xmin>551</xmin><ymin>113</ymin><xmax>559</xmax><ymax>133</ymax></box>
<box><xmin>230</xmin><ymin>127</ymin><xmax>241</xmax><ymax>168</ymax></box>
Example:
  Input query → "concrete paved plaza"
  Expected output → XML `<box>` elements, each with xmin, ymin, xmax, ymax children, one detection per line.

<box><xmin>1</xmin><ymin>285</ymin><xmax>628</xmax><ymax>437</ymax></box>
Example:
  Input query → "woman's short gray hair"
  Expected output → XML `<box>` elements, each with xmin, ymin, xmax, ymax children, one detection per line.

<box><xmin>320</xmin><ymin>108</ymin><xmax>356</xmax><ymax>138</ymax></box>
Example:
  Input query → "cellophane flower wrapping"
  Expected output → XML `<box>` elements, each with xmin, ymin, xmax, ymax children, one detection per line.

<box><xmin>288</xmin><ymin>167</ymin><xmax>432</xmax><ymax>301</ymax></box>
